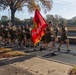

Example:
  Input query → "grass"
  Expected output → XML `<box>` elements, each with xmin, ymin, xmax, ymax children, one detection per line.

<box><xmin>0</xmin><ymin>47</ymin><xmax>28</xmax><ymax>58</ymax></box>
<box><xmin>5</xmin><ymin>51</ymin><xmax>26</xmax><ymax>56</ymax></box>
<box><xmin>0</xmin><ymin>47</ymin><xmax>12</xmax><ymax>53</ymax></box>
<box><xmin>69</xmin><ymin>66</ymin><xmax>76</xmax><ymax>75</ymax></box>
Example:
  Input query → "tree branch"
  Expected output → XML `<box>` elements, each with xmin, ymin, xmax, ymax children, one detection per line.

<box><xmin>14</xmin><ymin>0</ymin><xmax>24</xmax><ymax>8</ymax></box>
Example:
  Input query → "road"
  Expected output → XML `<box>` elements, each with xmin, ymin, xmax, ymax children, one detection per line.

<box><xmin>1</xmin><ymin>43</ymin><xmax>76</xmax><ymax>65</ymax></box>
<box><xmin>16</xmin><ymin>44</ymin><xmax>76</xmax><ymax>65</ymax></box>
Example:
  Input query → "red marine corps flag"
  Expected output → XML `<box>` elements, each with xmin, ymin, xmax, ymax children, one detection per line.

<box><xmin>31</xmin><ymin>9</ymin><xmax>47</xmax><ymax>45</ymax></box>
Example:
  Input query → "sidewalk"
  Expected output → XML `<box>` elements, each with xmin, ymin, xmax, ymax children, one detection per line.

<box><xmin>11</xmin><ymin>56</ymin><xmax>73</xmax><ymax>75</ymax></box>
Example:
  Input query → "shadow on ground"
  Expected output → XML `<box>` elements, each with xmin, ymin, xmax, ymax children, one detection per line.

<box><xmin>0</xmin><ymin>55</ymin><xmax>35</xmax><ymax>67</ymax></box>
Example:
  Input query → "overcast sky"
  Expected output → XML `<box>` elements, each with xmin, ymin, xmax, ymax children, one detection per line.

<box><xmin>0</xmin><ymin>0</ymin><xmax>76</xmax><ymax>20</ymax></box>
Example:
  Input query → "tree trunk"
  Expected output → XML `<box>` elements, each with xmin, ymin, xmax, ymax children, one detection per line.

<box><xmin>11</xmin><ymin>9</ymin><xmax>15</xmax><ymax>25</ymax></box>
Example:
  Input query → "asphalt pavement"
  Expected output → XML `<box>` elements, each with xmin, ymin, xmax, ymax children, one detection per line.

<box><xmin>12</xmin><ymin>43</ymin><xmax>76</xmax><ymax>65</ymax></box>
<box><xmin>1</xmin><ymin>43</ymin><xmax>76</xmax><ymax>65</ymax></box>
